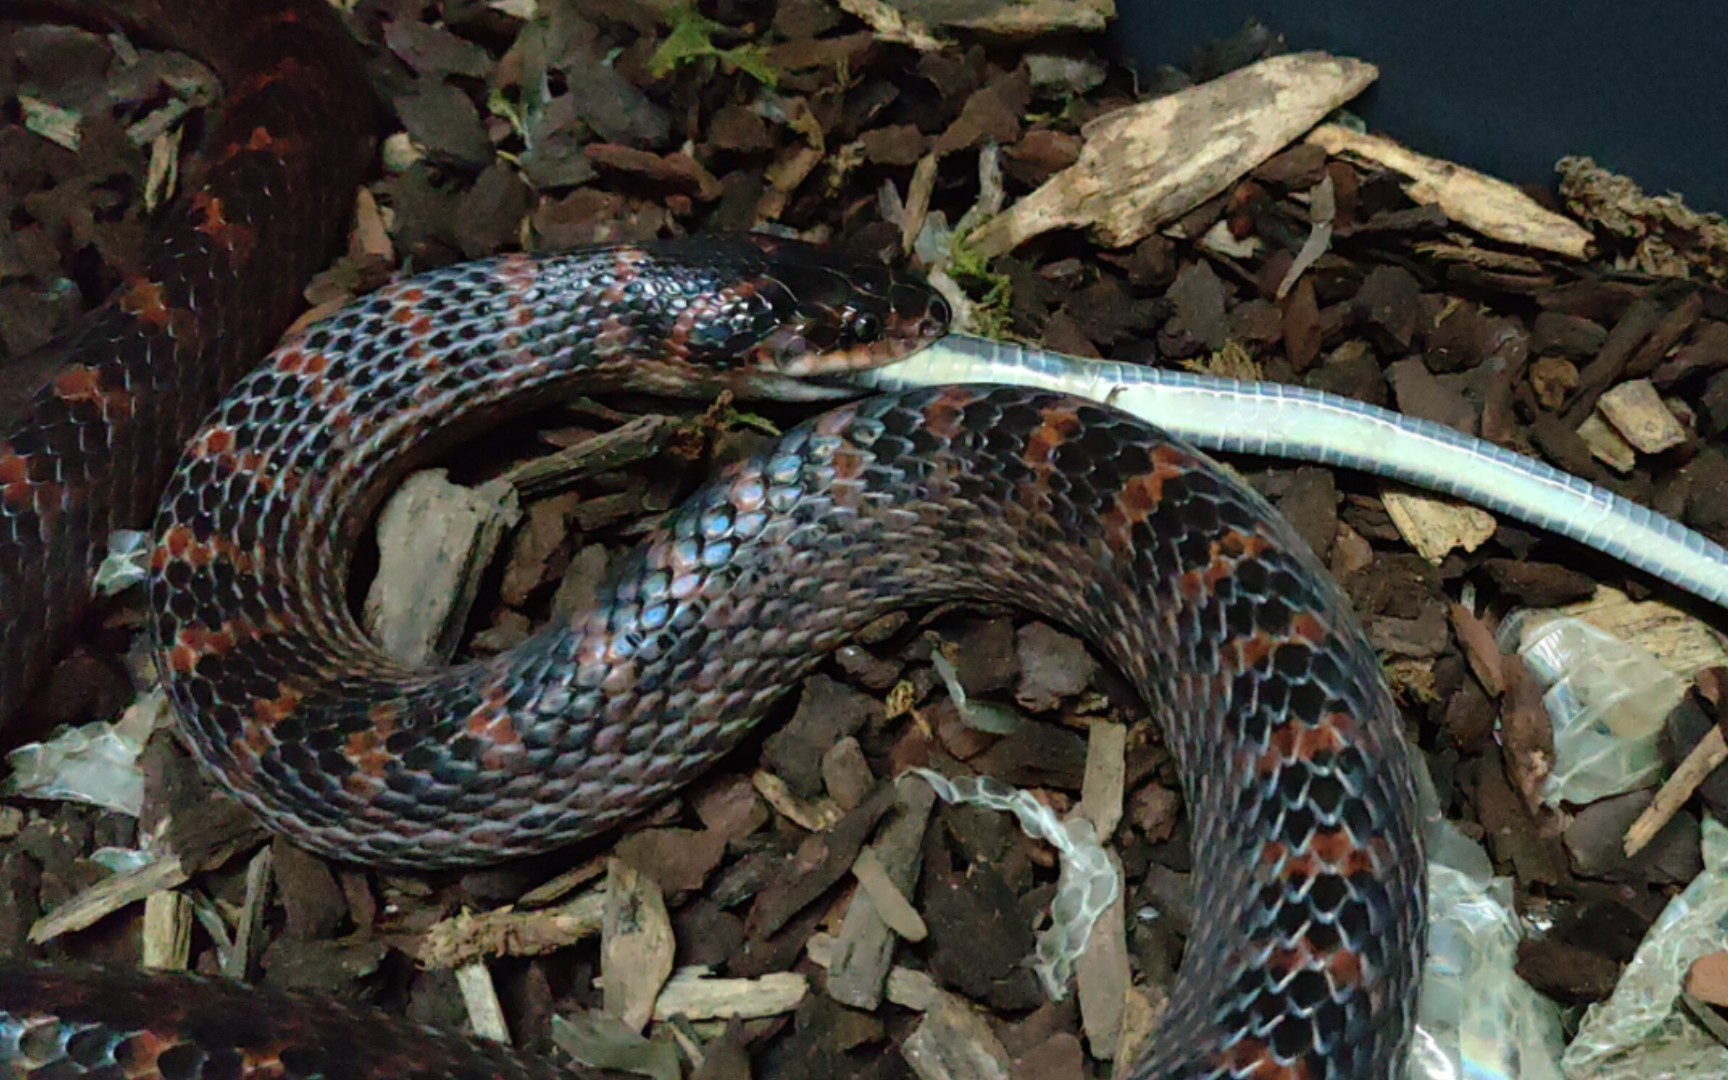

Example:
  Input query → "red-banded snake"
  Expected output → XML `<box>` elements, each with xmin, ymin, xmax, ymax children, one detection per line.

<box><xmin>0</xmin><ymin>2</ymin><xmax>1426</xmax><ymax>1077</ymax></box>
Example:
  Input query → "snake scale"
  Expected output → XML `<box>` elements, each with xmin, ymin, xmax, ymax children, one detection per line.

<box><xmin>0</xmin><ymin>2</ymin><xmax>1427</xmax><ymax>1078</ymax></box>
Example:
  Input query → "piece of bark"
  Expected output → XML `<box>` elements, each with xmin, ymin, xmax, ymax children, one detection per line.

<box><xmin>365</xmin><ymin>471</ymin><xmax>520</xmax><ymax>666</ymax></box>
<box><xmin>900</xmin><ymin>988</ymin><xmax>1015</xmax><ymax>1080</ymax></box>
<box><xmin>1306</xmin><ymin>124</ymin><xmax>1593</xmax><ymax>258</ymax></box>
<box><xmin>1381</xmin><ymin>486</ymin><xmax>1496</xmax><ymax>564</ymax></box>
<box><xmin>1576</xmin><ymin>414</ymin><xmax>1638</xmax><ymax>473</ymax></box>
<box><xmin>1563</xmin><ymin>299</ymin><xmax>1664</xmax><ymax>426</ymax></box>
<box><xmin>601</xmin><ymin>858</ymin><xmax>675</xmax><ymax>1033</ymax></box>
<box><xmin>1073</xmin><ymin>852</ymin><xmax>1129</xmax><ymax>1060</ymax></box>
<box><xmin>827</xmin><ymin>780</ymin><xmax>936</xmax><ymax>1010</ymax></box>
<box><xmin>1596</xmin><ymin>379</ymin><xmax>1689</xmax><ymax>454</ymax></box>
<box><xmin>966</xmin><ymin>54</ymin><xmax>1377</xmax><ymax>257</ymax></box>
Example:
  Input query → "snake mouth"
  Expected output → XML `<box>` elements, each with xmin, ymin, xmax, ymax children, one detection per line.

<box><xmin>750</xmin><ymin>307</ymin><xmax>950</xmax><ymax>380</ymax></box>
<box><xmin>722</xmin><ymin>372</ymin><xmax>874</xmax><ymax>401</ymax></box>
<box><xmin>718</xmin><ymin>325</ymin><xmax>947</xmax><ymax>401</ymax></box>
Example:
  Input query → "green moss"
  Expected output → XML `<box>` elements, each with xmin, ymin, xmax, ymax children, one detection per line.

<box><xmin>949</xmin><ymin>239</ymin><xmax>1015</xmax><ymax>339</ymax></box>
<box><xmin>648</xmin><ymin>8</ymin><xmax>778</xmax><ymax>87</ymax></box>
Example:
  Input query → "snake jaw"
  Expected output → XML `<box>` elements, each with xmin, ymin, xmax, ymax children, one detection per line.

<box><xmin>748</xmin><ymin>313</ymin><xmax>946</xmax><ymax>379</ymax></box>
<box><xmin>745</xmin><ymin>282</ymin><xmax>951</xmax><ymax>380</ymax></box>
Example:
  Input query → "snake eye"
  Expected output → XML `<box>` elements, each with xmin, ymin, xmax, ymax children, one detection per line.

<box><xmin>849</xmin><ymin>312</ymin><xmax>881</xmax><ymax>344</ymax></box>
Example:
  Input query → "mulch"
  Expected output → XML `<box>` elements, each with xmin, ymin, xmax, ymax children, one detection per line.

<box><xmin>3</xmin><ymin>2</ymin><xmax>1728</xmax><ymax>1075</ymax></box>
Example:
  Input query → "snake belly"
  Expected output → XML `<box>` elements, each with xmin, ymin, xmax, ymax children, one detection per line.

<box><xmin>0</xmin><ymin>4</ymin><xmax>1426</xmax><ymax>1079</ymax></box>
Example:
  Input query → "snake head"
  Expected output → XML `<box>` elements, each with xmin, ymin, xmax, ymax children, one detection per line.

<box><xmin>661</xmin><ymin>236</ymin><xmax>950</xmax><ymax>393</ymax></box>
<box><xmin>743</xmin><ymin>240</ymin><xmax>952</xmax><ymax>379</ymax></box>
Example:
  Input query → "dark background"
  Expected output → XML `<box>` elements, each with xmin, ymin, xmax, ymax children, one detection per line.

<box><xmin>1112</xmin><ymin>2</ymin><xmax>1728</xmax><ymax>215</ymax></box>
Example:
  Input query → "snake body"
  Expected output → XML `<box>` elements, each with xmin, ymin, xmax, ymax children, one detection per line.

<box><xmin>0</xmin><ymin>0</ymin><xmax>375</xmax><ymax>733</ymax></box>
<box><xmin>2</xmin><ymin>241</ymin><xmax>1425</xmax><ymax>1076</ymax></box>
<box><xmin>0</xmin><ymin>2</ymin><xmax>1435</xmax><ymax>1077</ymax></box>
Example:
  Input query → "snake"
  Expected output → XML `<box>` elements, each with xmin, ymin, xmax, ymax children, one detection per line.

<box><xmin>0</xmin><ymin>217</ymin><xmax>1429</xmax><ymax>1077</ymax></box>
<box><xmin>868</xmin><ymin>334</ymin><xmax>1728</xmax><ymax>610</ymax></box>
<box><xmin>55</xmin><ymin>0</ymin><xmax>1728</xmax><ymax>1074</ymax></box>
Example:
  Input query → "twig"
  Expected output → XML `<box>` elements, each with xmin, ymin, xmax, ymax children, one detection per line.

<box><xmin>1625</xmin><ymin>725</ymin><xmax>1727</xmax><ymax>856</ymax></box>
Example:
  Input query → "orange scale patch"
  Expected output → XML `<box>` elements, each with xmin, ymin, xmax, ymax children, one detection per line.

<box><xmin>919</xmin><ymin>386</ymin><xmax>978</xmax><ymax>440</ymax></box>
<box><xmin>1306</xmin><ymin>827</ymin><xmax>1376</xmax><ymax>876</ymax></box>
<box><xmin>195</xmin><ymin>426</ymin><xmax>236</xmax><ymax>458</ymax></box>
<box><xmin>239</xmin><ymin>1050</ymin><xmax>292</xmax><ymax>1078</ymax></box>
<box><xmin>1175</xmin><ymin>570</ymin><xmax>1206</xmax><ymax>606</ymax></box>
<box><xmin>191</xmin><ymin>190</ymin><xmax>257</xmax><ymax>263</ymax></box>
<box><xmin>236</xmin><ymin>56</ymin><xmax>304</xmax><ymax>97</ymax></box>
<box><xmin>0</xmin><ymin>483</ymin><xmax>31</xmax><ymax>514</ymax></box>
<box><xmin>665</xmin><ymin>306</ymin><xmax>703</xmax><ymax>359</ymax></box>
<box><xmin>218</xmin><ymin>539</ymin><xmax>256</xmax><ymax>575</ymax></box>
<box><xmin>1326</xmin><ymin>944</ymin><xmax>1366</xmax><ymax>988</ymax></box>
<box><xmin>251</xmin><ymin>683</ymin><xmax>303</xmax><ymax>726</ymax></box>
<box><xmin>1265</xmin><ymin>939</ymin><xmax>1323</xmax><ymax>978</ymax></box>
<box><xmin>0</xmin><ymin>454</ymin><xmax>32</xmax><ymax>511</ymax></box>
<box><xmin>466</xmin><ymin>684</ymin><xmax>521</xmax><ymax>744</ymax></box>
<box><xmin>118</xmin><ymin>278</ymin><xmax>171</xmax><ymax>328</ymax></box>
<box><xmin>111</xmin><ymin>1027</ymin><xmax>178</xmax><ymax>1075</ymax></box>
<box><xmin>49</xmin><ymin>365</ymin><xmax>135</xmax><ymax>424</ymax></box>
<box><xmin>220</xmin><ymin>448</ymin><xmax>291</xmax><ymax>495</ymax></box>
<box><xmin>1290</xmin><ymin>611</ymin><xmax>1328</xmax><ymax>644</ymax></box>
<box><xmin>217</xmin><ymin>126</ymin><xmax>275</xmax><ymax>162</ymax></box>
<box><xmin>1218</xmin><ymin>528</ymin><xmax>1271</xmax><ymax>560</ymax></box>
<box><xmin>1260</xmin><ymin>718</ymin><xmax>1347</xmax><ymax>775</ymax></box>
<box><xmin>1022</xmin><ymin>405</ymin><xmax>1083</xmax><ymax>468</ymax></box>
<box><xmin>1290</xmin><ymin>855</ymin><xmax>1331</xmax><ymax>888</ymax></box>
<box><xmin>1221</xmin><ymin>630</ymin><xmax>1274</xmax><ymax>675</ymax></box>
<box><xmin>829</xmin><ymin>446</ymin><xmax>869</xmax><ymax>484</ymax></box>
<box><xmin>168</xmin><ymin>619</ymin><xmax>268</xmax><ymax>674</ymax></box>
<box><xmin>598</xmin><ymin>249</ymin><xmax>650</xmax><ymax>305</ymax></box>
<box><xmin>51</xmin><ymin>365</ymin><xmax>102</xmax><ymax>400</ymax></box>
<box><xmin>469</xmin><ymin>688</ymin><xmax>527</xmax><ymax>770</ymax></box>
<box><xmin>344</xmin><ymin>727</ymin><xmax>396</xmax><ymax>779</ymax></box>
<box><xmin>494</xmin><ymin>252</ymin><xmax>540</xmax><ymax>292</ymax></box>
<box><xmin>1101</xmin><ymin>447</ymin><xmax>1189</xmax><ymax>549</ymax></box>
<box><xmin>159</xmin><ymin>524</ymin><xmax>194</xmax><ymax>556</ymax></box>
<box><xmin>594</xmin><ymin>314</ymin><xmax>635</xmax><ymax>355</ymax></box>
<box><xmin>1213</xmin><ymin>1038</ymin><xmax>1314</xmax><ymax>1080</ymax></box>
<box><xmin>1194</xmin><ymin>530</ymin><xmax>1272</xmax><ymax>595</ymax></box>
<box><xmin>342</xmin><ymin>771</ymin><xmax>383</xmax><ymax>799</ymax></box>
